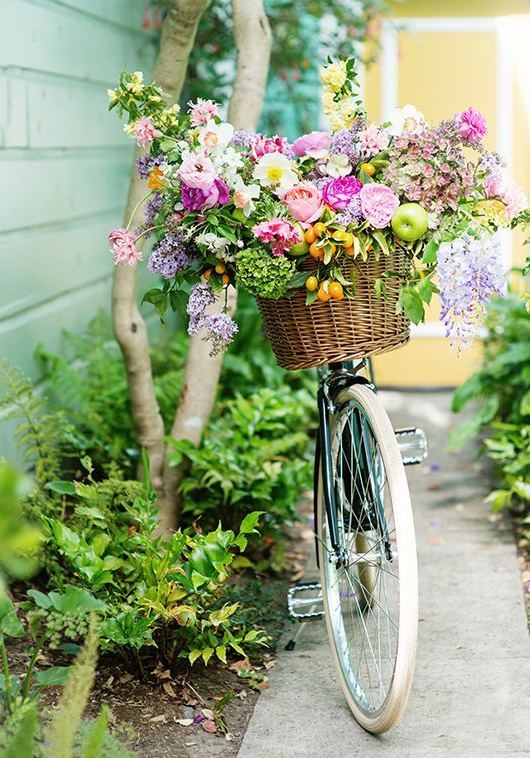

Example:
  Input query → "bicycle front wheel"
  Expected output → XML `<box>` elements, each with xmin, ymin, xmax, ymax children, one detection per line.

<box><xmin>317</xmin><ymin>383</ymin><xmax>418</xmax><ymax>733</ymax></box>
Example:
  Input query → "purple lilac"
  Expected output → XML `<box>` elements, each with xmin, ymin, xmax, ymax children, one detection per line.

<box><xmin>147</xmin><ymin>233</ymin><xmax>193</xmax><ymax>279</ymax></box>
<box><xmin>232</xmin><ymin>130</ymin><xmax>255</xmax><ymax>148</ymax></box>
<box><xmin>333</xmin><ymin>195</ymin><xmax>364</xmax><ymax>226</ymax></box>
<box><xmin>330</xmin><ymin>116</ymin><xmax>366</xmax><ymax>162</ymax></box>
<box><xmin>437</xmin><ymin>234</ymin><xmax>504</xmax><ymax>349</ymax></box>
<box><xmin>144</xmin><ymin>192</ymin><xmax>163</xmax><ymax>227</ymax></box>
<box><xmin>136</xmin><ymin>153</ymin><xmax>163</xmax><ymax>179</ymax></box>
<box><xmin>187</xmin><ymin>281</ymin><xmax>216</xmax><ymax>333</ymax></box>
<box><xmin>201</xmin><ymin>313</ymin><xmax>239</xmax><ymax>355</ymax></box>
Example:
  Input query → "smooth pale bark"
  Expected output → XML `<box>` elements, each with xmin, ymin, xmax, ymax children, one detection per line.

<box><xmin>111</xmin><ymin>0</ymin><xmax>212</xmax><ymax>512</ymax></box>
<box><xmin>164</xmin><ymin>0</ymin><xmax>272</xmax><ymax>527</ymax></box>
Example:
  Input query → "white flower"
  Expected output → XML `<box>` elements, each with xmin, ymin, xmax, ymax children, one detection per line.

<box><xmin>386</xmin><ymin>104</ymin><xmax>426</xmax><ymax>136</ymax></box>
<box><xmin>127</xmin><ymin>71</ymin><xmax>144</xmax><ymax>95</ymax></box>
<box><xmin>211</xmin><ymin>146</ymin><xmax>244</xmax><ymax>185</ymax></box>
<box><xmin>253</xmin><ymin>152</ymin><xmax>298</xmax><ymax>193</ymax></box>
<box><xmin>198</xmin><ymin>119</ymin><xmax>234</xmax><ymax>152</ymax></box>
<box><xmin>107</xmin><ymin>88</ymin><xmax>118</xmax><ymax>102</ymax></box>
<box><xmin>324</xmin><ymin>153</ymin><xmax>352</xmax><ymax>178</ymax></box>
<box><xmin>232</xmin><ymin>177</ymin><xmax>260</xmax><ymax>217</ymax></box>
<box><xmin>196</xmin><ymin>231</ymin><xmax>230</xmax><ymax>254</ymax></box>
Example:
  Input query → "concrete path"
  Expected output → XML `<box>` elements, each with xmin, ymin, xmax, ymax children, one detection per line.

<box><xmin>239</xmin><ymin>392</ymin><xmax>530</xmax><ymax>758</ymax></box>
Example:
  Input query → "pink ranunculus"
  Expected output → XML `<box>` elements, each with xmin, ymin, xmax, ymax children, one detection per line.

<box><xmin>251</xmin><ymin>134</ymin><xmax>292</xmax><ymax>161</ymax></box>
<box><xmin>133</xmin><ymin>117</ymin><xmax>160</xmax><ymax>147</ymax></box>
<box><xmin>292</xmin><ymin>131</ymin><xmax>332</xmax><ymax>159</ymax></box>
<box><xmin>108</xmin><ymin>228</ymin><xmax>142</xmax><ymax>266</ymax></box>
<box><xmin>177</xmin><ymin>152</ymin><xmax>217</xmax><ymax>190</ymax></box>
<box><xmin>282</xmin><ymin>182</ymin><xmax>323</xmax><ymax>223</ymax></box>
<box><xmin>188</xmin><ymin>98</ymin><xmax>219</xmax><ymax>127</ymax></box>
<box><xmin>322</xmin><ymin>176</ymin><xmax>362</xmax><ymax>211</ymax></box>
<box><xmin>252</xmin><ymin>217</ymin><xmax>301</xmax><ymax>256</ymax></box>
<box><xmin>359</xmin><ymin>183</ymin><xmax>400</xmax><ymax>229</ymax></box>
<box><xmin>181</xmin><ymin>178</ymin><xmax>230</xmax><ymax>212</ymax></box>
<box><xmin>456</xmin><ymin>107</ymin><xmax>487</xmax><ymax>143</ymax></box>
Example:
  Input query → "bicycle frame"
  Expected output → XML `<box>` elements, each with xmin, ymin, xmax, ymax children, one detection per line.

<box><xmin>314</xmin><ymin>360</ymin><xmax>372</xmax><ymax>565</ymax></box>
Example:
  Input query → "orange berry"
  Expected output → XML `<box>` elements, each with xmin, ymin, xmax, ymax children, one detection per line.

<box><xmin>203</xmin><ymin>268</ymin><xmax>213</xmax><ymax>281</ymax></box>
<box><xmin>341</xmin><ymin>232</ymin><xmax>355</xmax><ymax>248</ymax></box>
<box><xmin>312</xmin><ymin>222</ymin><xmax>327</xmax><ymax>238</ymax></box>
<box><xmin>326</xmin><ymin>241</ymin><xmax>337</xmax><ymax>256</ymax></box>
<box><xmin>304</xmin><ymin>228</ymin><xmax>317</xmax><ymax>244</ymax></box>
<box><xmin>215</xmin><ymin>261</ymin><xmax>226</xmax><ymax>274</ymax></box>
<box><xmin>360</xmin><ymin>162</ymin><xmax>376</xmax><ymax>177</ymax></box>
<box><xmin>343</xmin><ymin>245</ymin><xmax>355</xmax><ymax>257</ymax></box>
<box><xmin>317</xmin><ymin>287</ymin><xmax>330</xmax><ymax>302</ymax></box>
<box><xmin>309</xmin><ymin>241</ymin><xmax>324</xmax><ymax>259</ymax></box>
<box><xmin>329</xmin><ymin>281</ymin><xmax>344</xmax><ymax>300</ymax></box>
<box><xmin>332</xmin><ymin>229</ymin><xmax>347</xmax><ymax>242</ymax></box>
<box><xmin>306</xmin><ymin>275</ymin><xmax>319</xmax><ymax>292</ymax></box>
<box><xmin>222</xmin><ymin>273</ymin><xmax>230</xmax><ymax>285</ymax></box>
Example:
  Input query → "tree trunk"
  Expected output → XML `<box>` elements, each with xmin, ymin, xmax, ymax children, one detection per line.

<box><xmin>163</xmin><ymin>0</ymin><xmax>272</xmax><ymax>527</ymax></box>
<box><xmin>111</xmin><ymin>0</ymin><xmax>212</xmax><ymax>514</ymax></box>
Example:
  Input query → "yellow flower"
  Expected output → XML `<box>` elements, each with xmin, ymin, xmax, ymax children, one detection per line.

<box><xmin>127</xmin><ymin>71</ymin><xmax>144</xmax><ymax>95</ymax></box>
<box><xmin>123</xmin><ymin>123</ymin><xmax>136</xmax><ymax>136</ymax></box>
<box><xmin>474</xmin><ymin>199</ymin><xmax>509</xmax><ymax>226</ymax></box>
<box><xmin>322</xmin><ymin>89</ymin><xmax>336</xmax><ymax>114</ymax></box>
<box><xmin>327</xmin><ymin>97</ymin><xmax>358</xmax><ymax>133</ymax></box>
<box><xmin>107</xmin><ymin>88</ymin><xmax>118</xmax><ymax>102</ymax></box>
<box><xmin>320</xmin><ymin>61</ymin><xmax>347</xmax><ymax>92</ymax></box>
<box><xmin>159</xmin><ymin>103</ymin><xmax>181</xmax><ymax>126</ymax></box>
<box><xmin>147</xmin><ymin>166</ymin><xmax>166</xmax><ymax>191</ymax></box>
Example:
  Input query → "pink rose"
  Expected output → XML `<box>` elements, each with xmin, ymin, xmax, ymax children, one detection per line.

<box><xmin>177</xmin><ymin>152</ymin><xmax>217</xmax><ymax>190</ymax></box>
<box><xmin>456</xmin><ymin>107</ymin><xmax>487</xmax><ymax>143</ymax></box>
<box><xmin>323</xmin><ymin>176</ymin><xmax>362</xmax><ymax>211</ymax></box>
<box><xmin>133</xmin><ymin>117</ymin><xmax>160</xmax><ymax>147</ymax></box>
<box><xmin>282</xmin><ymin>182</ymin><xmax>323</xmax><ymax>223</ymax></box>
<box><xmin>251</xmin><ymin>134</ymin><xmax>292</xmax><ymax>160</ymax></box>
<box><xmin>181</xmin><ymin>178</ymin><xmax>230</xmax><ymax>211</ymax></box>
<box><xmin>108</xmin><ymin>228</ymin><xmax>142</xmax><ymax>266</ymax></box>
<box><xmin>360</xmin><ymin>183</ymin><xmax>400</xmax><ymax>229</ymax></box>
<box><xmin>292</xmin><ymin>131</ymin><xmax>332</xmax><ymax>159</ymax></box>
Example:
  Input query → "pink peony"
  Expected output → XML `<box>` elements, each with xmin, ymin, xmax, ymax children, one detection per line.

<box><xmin>108</xmin><ymin>228</ymin><xmax>142</xmax><ymax>266</ymax></box>
<box><xmin>456</xmin><ymin>107</ymin><xmax>487</xmax><ymax>143</ymax></box>
<box><xmin>282</xmin><ymin>182</ymin><xmax>323</xmax><ymax>223</ymax></box>
<box><xmin>359</xmin><ymin>183</ymin><xmax>400</xmax><ymax>228</ymax></box>
<box><xmin>181</xmin><ymin>178</ymin><xmax>230</xmax><ymax>211</ymax></box>
<box><xmin>252</xmin><ymin>218</ymin><xmax>301</xmax><ymax>256</ymax></box>
<box><xmin>292</xmin><ymin>131</ymin><xmax>332</xmax><ymax>159</ymax></box>
<box><xmin>500</xmin><ymin>180</ymin><xmax>527</xmax><ymax>219</ymax></box>
<box><xmin>177</xmin><ymin>152</ymin><xmax>217</xmax><ymax>190</ymax></box>
<box><xmin>133</xmin><ymin>117</ymin><xmax>160</xmax><ymax>147</ymax></box>
<box><xmin>323</xmin><ymin>176</ymin><xmax>362</xmax><ymax>211</ymax></box>
<box><xmin>188</xmin><ymin>98</ymin><xmax>219</xmax><ymax>127</ymax></box>
<box><xmin>358</xmin><ymin>124</ymin><xmax>389</xmax><ymax>157</ymax></box>
<box><xmin>251</xmin><ymin>134</ymin><xmax>292</xmax><ymax>161</ymax></box>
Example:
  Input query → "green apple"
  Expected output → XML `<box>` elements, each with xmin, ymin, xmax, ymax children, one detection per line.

<box><xmin>288</xmin><ymin>240</ymin><xmax>309</xmax><ymax>257</ymax></box>
<box><xmin>391</xmin><ymin>203</ymin><xmax>428</xmax><ymax>242</ymax></box>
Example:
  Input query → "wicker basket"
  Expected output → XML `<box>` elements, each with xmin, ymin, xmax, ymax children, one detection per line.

<box><xmin>256</xmin><ymin>250</ymin><xmax>410</xmax><ymax>371</ymax></box>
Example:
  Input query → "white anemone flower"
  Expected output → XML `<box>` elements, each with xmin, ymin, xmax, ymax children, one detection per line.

<box><xmin>198</xmin><ymin>119</ymin><xmax>234</xmax><ymax>152</ymax></box>
<box><xmin>232</xmin><ymin>177</ymin><xmax>260</xmax><ymax>217</ymax></box>
<box><xmin>324</xmin><ymin>153</ymin><xmax>352</xmax><ymax>178</ymax></box>
<box><xmin>253</xmin><ymin>152</ymin><xmax>298</xmax><ymax>193</ymax></box>
<box><xmin>386</xmin><ymin>104</ymin><xmax>426</xmax><ymax>136</ymax></box>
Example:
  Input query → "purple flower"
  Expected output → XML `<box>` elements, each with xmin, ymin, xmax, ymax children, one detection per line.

<box><xmin>330</xmin><ymin>117</ymin><xmax>366</xmax><ymax>161</ymax></box>
<box><xmin>186</xmin><ymin>283</ymin><xmax>238</xmax><ymax>354</ymax></box>
<box><xmin>455</xmin><ymin>107</ymin><xmax>487</xmax><ymax>144</ymax></box>
<box><xmin>187</xmin><ymin>281</ymin><xmax>215</xmax><ymax>333</ymax></box>
<box><xmin>333</xmin><ymin>195</ymin><xmax>364</xmax><ymax>226</ymax></box>
<box><xmin>136</xmin><ymin>153</ymin><xmax>162</xmax><ymax>179</ymax></box>
<box><xmin>147</xmin><ymin>233</ymin><xmax>193</xmax><ymax>279</ymax></box>
<box><xmin>232</xmin><ymin>130</ymin><xmax>255</xmax><ymax>148</ymax></box>
<box><xmin>322</xmin><ymin>176</ymin><xmax>362</xmax><ymax>211</ymax></box>
<box><xmin>437</xmin><ymin>234</ymin><xmax>504</xmax><ymax>349</ymax></box>
<box><xmin>201</xmin><ymin>313</ymin><xmax>239</xmax><ymax>355</ymax></box>
<box><xmin>181</xmin><ymin>178</ymin><xmax>230</xmax><ymax>211</ymax></box>
<box><xmin>144</xmin><ymin>192</ymin><xmax>163</xmax><ymax>227</ymax></box>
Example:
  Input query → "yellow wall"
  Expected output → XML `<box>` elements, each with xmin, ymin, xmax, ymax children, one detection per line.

<box><xmin>366</xmin><ymin>1</ymin><xmax>530</xmax><ymax>387</ymax></box>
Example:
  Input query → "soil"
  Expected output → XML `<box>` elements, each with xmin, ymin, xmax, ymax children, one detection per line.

<box><xmin>5</xmin><ymin>497</ymin><xmax>314</xmax><ymax>757</ymax></box>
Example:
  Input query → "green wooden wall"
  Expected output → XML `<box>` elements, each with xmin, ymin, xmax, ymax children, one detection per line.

<box><xmin>0</xmin><ymin>0</ymin><xmax>156</xmax><ymax>458</ymax></box>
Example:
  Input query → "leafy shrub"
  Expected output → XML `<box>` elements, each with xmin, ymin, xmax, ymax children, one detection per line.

<box><xmin>451</xmin><ymin>292</ymin><xmax>530</xmax><ymax>517</ymax></box>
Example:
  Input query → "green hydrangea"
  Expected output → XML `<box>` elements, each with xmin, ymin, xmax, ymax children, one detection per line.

<box><xmin>236</xmin><ymin>248</ymin><xmax>296</xmax><ymax>299</ymax></box>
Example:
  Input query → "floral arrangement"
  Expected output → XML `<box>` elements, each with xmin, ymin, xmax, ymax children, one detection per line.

<box><xmin>108</xmin><ymin>62</ymin><xmax>528</xmax><ymax>354</ymax></box>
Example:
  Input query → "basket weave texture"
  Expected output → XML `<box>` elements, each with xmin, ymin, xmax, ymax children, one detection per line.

<box><xmin>257</xmin><ymin>250</ymin><xmax>410</xmax><ymax>371</ymax></box>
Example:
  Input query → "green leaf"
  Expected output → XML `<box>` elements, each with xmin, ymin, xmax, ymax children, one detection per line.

<box><xmin>45</xmin><ymin>480</ymin><xmax>76</xmax><ymax>495</ymax></box>
<box><xmin>50</xmin><ymin>588</ymin><xmax>106</xmax><ymax>615</ymax></box>
<box><xmin>2</xmin><ymin>701</ymin><xmax>37</xmax><ymax>757</ymax></box>
<box><xmin>202</xmin><ymin>647</ymin><xmax>214</xmax><ymax>665</ymax></box>
<box><xmin>447</xmin><ymin>418</ymin><xmax>482</xmax><ymax>452</ymax></box>
<box><xmin>27</xmin><ymin>589</ymin><xmax>52</xmax><ymax>609</ymax></box>
<box><xmin>451</xmin><ymin>372</ymin><xmax>484</xmax><ymax>412</ymax></box>
<box><xmin>305</xmin><ymin>289</ymin><xmax>318</xmax><ymax>305</ymax></box>
<box><xmin>288</xmin><ymin>271</ymin><xmax>309</xmax><ymax>289</ymax></box>
<box><xmin>401</xmin><ymin>288</ymin><xmax>424</xmax><ymax>325</ymax></box>
<box><xmin>422</xmin><ymin>239</ymin><xmax>439</xmax><ymax>264</ymax></box>
<box><xmin>34</xmin><ymin>666</ymin><xmax>71</xmax><ymax>687</ymax></box>
<box><xmin>81</xmin><ymin>706</ymin><xmax>109</xmax><ymax>758</ymax></box>
<box><xmin>189</xmin><ymin>649</ymin><xmax>202</xmax><ymax>665</ymax></box>
<box><xmin>0</xmin><ymin>596</ymin><xmax>24</xmax><ymax>638</ymax></box>
<box><xmin>215</xmin><ymin>645</ymin><xmax>227</xmax><ymax>663</ymax></box>
<box><xmin>372</xmin><ymin>231</ymin><xmax>391</xmax><ymax>257</ymax></box>
<box><xmin>417</xmin><ymin>277</ymin><xmax>436</xmax><ymax>305</ymax></box>
<box><xmin>238</xmin><ymin>511</ymin><xmax>264</xmax><ymax>535</ymax></box>
<box><xmin>520</xmin><ymin>389</ymin><xmax>530</xmax><ymax>416</ymax></box>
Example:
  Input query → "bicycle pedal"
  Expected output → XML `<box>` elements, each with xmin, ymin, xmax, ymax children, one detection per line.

<box><xmin>287</xmin><ymin>581</ymin><xmax>323</xmax><ymax>622</ymax></box>
<box><xmin>395</xmin><ymin>426</ymin><xmax>428</xmax><ymax>465</ymax></box>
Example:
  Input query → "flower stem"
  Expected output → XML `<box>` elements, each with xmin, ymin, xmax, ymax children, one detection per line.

<box><xmin>126</xmin><ymin>190</ymin><xmax>153</xmax><ymax>231</ymax></box>
<box><xmin>135</xmin><ymin>224</ymin><xmax>164</xmax><ymax>242</ymax></box>
<box><xmin>1</xmin><ymin>641</ymin><xmax>13</xmax><ymax>714</ymax></box>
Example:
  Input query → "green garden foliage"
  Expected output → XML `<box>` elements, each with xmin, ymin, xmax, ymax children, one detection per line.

<box><xmin>451</xmin><ymin>291</ymin><xmax>530</xmax><ymax>524</ymax></box>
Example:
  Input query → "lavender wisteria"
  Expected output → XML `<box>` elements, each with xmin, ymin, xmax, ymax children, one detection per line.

<box><xmin>437</xmin><ymin>234</ymin><xmax>504</xmax><ymax>348</ymax></box>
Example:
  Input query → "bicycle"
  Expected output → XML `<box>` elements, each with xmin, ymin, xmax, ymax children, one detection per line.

<box><xmin>287</xmin><ymin>359</ymin><xmax>427</xmax><ymax>734</ymax></box>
